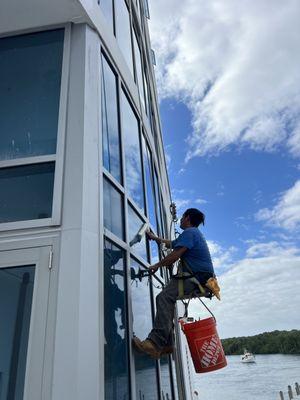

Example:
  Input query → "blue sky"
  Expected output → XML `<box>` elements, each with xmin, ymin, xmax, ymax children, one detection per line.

<box><xmin>160</xmin><ymin>99</ymin><xmax>300</xmax><ymax>264</ymax></box>
<box><xmin>149</xmin><ymin>0</ymin><xmax>300</xmax><ymax>338</ymax></box>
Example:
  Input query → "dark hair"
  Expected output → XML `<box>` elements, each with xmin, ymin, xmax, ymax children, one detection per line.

<box><xmin>183</xmin><ymin>208</ymin><xmax>205</xmax><ymax>227</ymax></box>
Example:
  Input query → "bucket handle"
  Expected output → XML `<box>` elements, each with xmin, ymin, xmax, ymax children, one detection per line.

<box><xmin>198</xmin><ymin>297</ymin><xmax>216</xmax><ymax>322</ymax></box>
<box><xmin>181</xmin><ymin>295</ymin><xmax>216</xmax><ymax>322</ymax></box>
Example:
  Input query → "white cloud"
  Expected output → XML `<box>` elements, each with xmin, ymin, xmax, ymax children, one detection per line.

<box><xmin>189</xmin><ymin>241</ymin><xmax>300</xmax><ymax>338</ymax></box>
<box><xmin>165</xmin><ymin>151</ymin><xmax>171</xmax><ymax>170</ymax></box>
<box><xmin>172</xmin><ymin>190</ymin><xmax>208</xmax><ymax>214</ymax></box>
<box><xmin>173</xmin><ymin>198</ymin><xmax>190</xmax><ymax>212</ymax></box>
<box><xmin>207</xmin><ymin>240</ymin><xmax>237</xmax><ymax>270</ymax></box>
<box><xmin>287</xmin><ymin>122</ymin><xmax>300</xmax><ymax>157</ymax></box>
<box><xmin>245</xmin><ymin>241</ymin><xmax>299</xmax><ymax>258</ymax></box>
<box><xmin>149</xmin><ymin>0</ymin><xmax>300</xmax><ymax>159</ymax></box>
<box><xmin>195</xmin><ymin>198</ymin><xmax>208</xmax><ymax>205</ymax></box>
<box><xmin>256</xmin><ymin>180</ymin><xmax>300</xmax><ymax>231</ymax></box>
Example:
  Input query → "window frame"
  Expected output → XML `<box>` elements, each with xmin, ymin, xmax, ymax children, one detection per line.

<box><xmin>103</xmin><ymin>236</ymin><xmax>132</xmax><ymax>400</ymax></box>
<box><xmin>129</xmin><ymin>254</ymin><xmax>161</xmax><ymax>400</ymax></box>
<box><xmin>0</xmin><ymin>246</ymin><xmax>54</xmax><ymax>400</ymax></box>
<box><xmin>103</xmin><ymin>174</ymin><xmax>126</xmax><ymax>241</ymax></box>
<box><xmin>141</xmin><ymin>133</ymin><xmax>158</xmax><ymax>234</ymax></box>
<box><xmin>99</xmin><ymin>11</ymin><xmax>175</xmax><ymax>385</ymax></box>
<box><xmin>114</xmin><ymin>0</ymin><xmax>135</xmax><ymax>76</ymax></box>
<box><xmin>132</xmin><ymin>27</ymin><xmax>146</xmax><ymax>114</ymax></box>
<box><xmin>101</xmin><ymin>51</ymin><xmax>124</xmax><ymax>185</ymax></box>
<box><xmin>0</xmin><ymin>24</ymin><xmax>71</xmax><ymax>232</ymax></box>
<box><xmin>120</xmin><ymin>84</ymin><xmax>146</xmax><ymax>215</ymax></box>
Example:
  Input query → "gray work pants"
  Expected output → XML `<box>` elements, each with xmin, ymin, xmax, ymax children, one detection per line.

<box><xmin>148</xmin><ymin>277</ymin><xmax>198</xmax><ymax>349</ymax></box>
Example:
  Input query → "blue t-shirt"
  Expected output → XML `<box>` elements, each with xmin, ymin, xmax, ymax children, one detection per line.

<box><xmin>172</xmin><ymin>227</ymin><xmax>214</xmax><ymax>275</ymax></box>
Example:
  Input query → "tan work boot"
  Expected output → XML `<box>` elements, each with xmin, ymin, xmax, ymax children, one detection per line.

<box><xmin>132</xmin><ymin>337</ymin><xmax>161</xmax><ymax>359</ymax></box>
<box><xmin>160</xmin><ymin>345</ymin><xmax>174</xmax><ymax>356</ymax></box>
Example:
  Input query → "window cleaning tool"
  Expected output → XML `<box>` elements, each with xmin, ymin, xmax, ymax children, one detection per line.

<box><xmin>180</xmin><ymin>316</ymin><xmax>227</xmax><ymax>373</ymax></box>
<box><xmin>129</xmin><ymin>222</ymin><xmax>148</xmax><ymax>247</ymax></box>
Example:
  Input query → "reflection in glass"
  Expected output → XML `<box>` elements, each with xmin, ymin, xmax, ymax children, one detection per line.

<box><xmin>160</xmin><ymin>360</ymin><xmax>173</xmax><ymax>400</ymax></box>
<box><xmin>99</xmin><ymin>0</ymin><xmax>114</xmax><ymax>30</ymax></box>
<box><xmin>170</xmin><ymin>357</ymin><xmax>179</xmax><ymax>400</ymax></box>
<box><xmin>0</xmin><ymin>30</ymin><xmax>64</xmax><ymax>160</ymax></box>
<box><xmin>121</xmin><ymin>91</ymin><xmax>144</xmax><ymax>211</ymax></box>
<box><xmin>130</xmin><ymin>258</ymin><xmax>159</xmax><ymax>400</ymax></box>
<box><xmin>0</xmin><ymin>162</ymin><xmax>55</xmax><ymax>223</ymax></box>
<box><xmin>104</xmin><ymin>240</ymin><xmax>129</xmax><ymax>400</ymax></box>
<box><xmin>149</xmin><ymin>240</ymin><xmax>159</xmax><ymax>266</ymax></box>
<box><xmin>151</xmin><ymin>271</ymin><xmax>173</xmax><ymax>399</ymax></box>
<box><xmin>133</xmin><ymin>31</ymin><xmax>146</xmax><ymax>113</ymax></box>
<box><xmin>0</xmin><ymin>265</ymin><xmax>35</xmax><ymax>399</ymax></box>
<box><xmin>128</xmin><ymin>205</ymin><xmax>147</xmax><ymax>260</ymax></box>
<box><xmin>115</xmin><ymin>0</ymin><xmax>134</xmax><ymax>75</ymax></box>
<box><xmin>101</xmin><ymin>55</ymin><xmax>122</xmax><ymax>183</ymax></box>
<box><xmin>142</xmin><ymin>137</ymin><xmax>157</xmax><ymax>231</ymax></box>
<box><xmin>103</xmin><ymin>178</ymin><xmax>124</xmax><ymax>240</ymax></box>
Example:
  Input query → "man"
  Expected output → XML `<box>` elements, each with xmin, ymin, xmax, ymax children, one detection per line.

<box><xmin>133</xmin><ymin>208</ymin><xmax>215</xmax><ymax>359</ymax></box>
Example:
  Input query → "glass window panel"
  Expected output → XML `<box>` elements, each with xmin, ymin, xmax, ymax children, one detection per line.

<box><xmin>135</xmin><ymin>0</ymin><xmax>141</xmax><ymax>23</ymax></box>
<box><xmin>121</xmin><ymin>91</ymin><xmax>144</xmax><ymax>211</ymax></box>
<box><xmin>142</xmin><ymin>137</ymin><xmax>157</xmax><ymax>231</ymax></box>
<box><xmin>149</xmin><ymin>106</ymin><xmax>155</xmax><ymax>138</ymax></box>
<box><xmin>150</xmin><ymin>276</ymin><xmax>175</xmax><ymax>400</ymax></box>
<box><xmin>0</xmin><ymin>162</ymin><xmax>55</xmax><ymax>223</ymax></box>
<box><xmin>115</xmin><ymin>0</ymin><xmax>134</xmax><ymax>75</ymax></box>
<box><xmin>143</xmin><ymin>0</ymin><xmax>150</xmax><ymax>19</ymax></box>
<box><xmin>0</xmin><ymin>265</ymin><xmax>35</xmax><ymax>399</ymax></box>
<box><xmin>154</xmin><ymin>171</ymin><xmax>163</xmax><ymax>236</ymax></box>
<box><xmin>133</xmin><ymin>31</ymin><xmax>146</xmax><ymax>113</ymax></box>
<box><xmin>149</xmin><ymin>240</ymin><xmax>159</xmax><ymax>265</ymax></box>
<box><xmin>101</xmin><ymin>55</ymin><xmax>122</xmax><ymax>183</ymax></box>
<box><xmin>150</xmin><ymin>275</ymin><xmax>173</xmax><ymax>398</ymax></box>
<box><xmin>99</xmin><ymin>0</ymin><xmax>114</xmax><ymax>30</ymax></box>
<box><xmin>0</xmin><ymin>30</ymin><xmax>64</xmax><ymax>161</ymax></box>
<box><xmin>170</xmin><ymin>357</ymin><xmax>179</xmax><ymax>400</ymax></box>
<box><xmin>143</xmin><ymin>71</ymin><xmax>149</xmax><ymax>117</ymax></box>
<box><xmin>160</xmin><ymin>359</ymin><xmax>173</xmax><ymax>399</ymax></box>
<box><xmin>130</xmin><ymin>258</ymin><xmax>159</xmax><ymax>400</ymax></box>
<box><xmin>160</xmin><ymin>193</ymin><xmax>167</xmax><ymax>236</ymax></box>
<box><xmin>104</xmin><ymin>240</ymin><xmax>129</xmax><ymax>400</ymax></box>
<box><xmin>128</xmin><ymin>204</ymin><xmax>147</xmax><ymax>260</ymax></box>
<box><xmin>162</xmin><ymin>200</ymin><xmax>168</xmax><ymax>239</ymax></box>
<box><xmin>103</xmin><ymin>178</ymin><xmax>124</xmax><ymax>240</ymax></box>
<box><xmin>149</xmin><ymin>236</ymin><xmax>165</xmax><ymax>281</ymax></box>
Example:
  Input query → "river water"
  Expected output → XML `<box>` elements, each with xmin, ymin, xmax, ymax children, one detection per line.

<box><xmin>193</xmin><ymin>354</ymin><xmax>300</xmax><ymax>400</ymax></box>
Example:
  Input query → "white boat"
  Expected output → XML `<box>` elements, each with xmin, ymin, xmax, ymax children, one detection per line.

<box><xmin>241</xmin><ymin>349</ymin><xmax>256</xmax><ymax>363</ymax></box>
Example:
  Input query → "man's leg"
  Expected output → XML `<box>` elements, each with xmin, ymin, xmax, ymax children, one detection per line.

<box><xmin>148</xmin><ymin>278</ymin><xmax>198</xmax><ymax>350</ymax></box>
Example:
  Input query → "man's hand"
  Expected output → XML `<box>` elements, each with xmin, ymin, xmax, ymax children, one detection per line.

<box><xmin>146</xmin><ymin>231</ymin><xmax>159</xmax><ymax>242</ymax></box>
<box><xmin>149</xmin><ymin>263</ymin><xmax>160</xmax><ymax>274</ymax></box>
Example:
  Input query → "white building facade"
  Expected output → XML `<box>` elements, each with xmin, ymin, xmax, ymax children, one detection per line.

<box><xmin>0</xmin><ymin>1</ymin><xmax>193</xmax><ymax>399</ymax></box>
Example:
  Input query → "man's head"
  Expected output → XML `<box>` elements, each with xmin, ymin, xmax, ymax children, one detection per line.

<box><xmin>180</xmin><ymin>208</ymin><xmax>205</xmax><ymax>229</ymax></box>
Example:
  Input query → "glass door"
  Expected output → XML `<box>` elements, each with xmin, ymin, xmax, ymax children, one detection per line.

<box><xmin>0</xmin><ymin>246</ymin><xmax>52</xmax><ymax>400</ymax></box>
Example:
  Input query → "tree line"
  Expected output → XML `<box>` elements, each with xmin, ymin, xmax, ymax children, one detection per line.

<box><xmin>221</xmin><ymin>330</ymin><xmax>300</xmax><ymax>355</ymax></box>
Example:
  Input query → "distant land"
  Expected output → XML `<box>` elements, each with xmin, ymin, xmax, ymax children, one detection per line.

<box><xmin>221</xmin><ymin>330</ymin><xmax>300</xmax><ymax>355</ymax></box>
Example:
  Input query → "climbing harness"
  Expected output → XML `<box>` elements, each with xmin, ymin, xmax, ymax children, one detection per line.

<box><xmin>175</xmin><ymin>259</ymin><xmax>216</xmax><ymax>319</ymax></box>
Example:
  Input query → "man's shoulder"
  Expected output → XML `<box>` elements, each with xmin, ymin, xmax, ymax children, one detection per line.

<box><xmin>185</xmin><ymin>227</ymin><xmax>201</xmax><ymax>237</ymax></box>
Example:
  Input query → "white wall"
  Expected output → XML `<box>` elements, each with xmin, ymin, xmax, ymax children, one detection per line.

<box><xmin>51</xmin><ymin>24</ymin><xmax>101</xmax><ymax>400</ymax></box>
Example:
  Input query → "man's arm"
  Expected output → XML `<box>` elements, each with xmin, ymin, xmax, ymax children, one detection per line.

<box><xmin>149</xmin><ymin>247</ymin><xmax>187</xmax><ymax>273</ymax></box>
<box><xmin>147</xmin><ymin>231</ymin><xmax>172</xmax><ymax>248</ymax></box>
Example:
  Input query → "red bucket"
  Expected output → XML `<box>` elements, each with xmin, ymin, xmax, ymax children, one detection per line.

<box><xmin>180</xmin><ymin>317</ymin><xmax>227</xmax><ymax>373</ymax></box>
